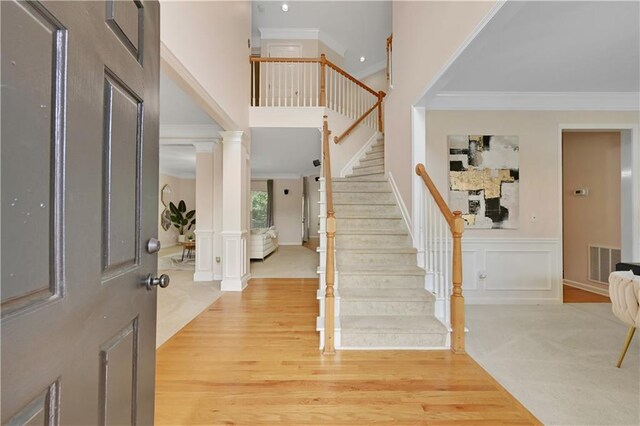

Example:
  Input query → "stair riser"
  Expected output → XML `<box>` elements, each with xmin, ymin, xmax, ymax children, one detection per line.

<box><xmin>332</xmin><ymin>181</ymin><xmax>389</xmax><ymax>191</ymax></box>
<box><xmin>336</xmin><ymin>234</ymin><xmax>411</xmax><ymax>247</ymax></box>
<box><xmin>341</xmin><ymin>300</ymin><xmax>434</xmax><ymax>316</ymax></box>
<box><xmin>333</xmin><ymin>192</ymin><xmax>395</xmax><ymax>204</ymax></box>
<box><xmin>358</xmin><ymin>158</ymin><xmax>384</xmax><ymax>168</ymax></box>
<box><xmin>364</xmin><ymin>151</ymin><xmax>384</xmax><ymax>161</ymax></box>
<box><xmin>341</xmin><ymin>332</ymin><xmax>447</xmax><ymax>348</ymax></box>
<box><xmin>348</xmin><ymin>172</ymin><xmax>385</xmax><ymax>179</ymax></box>
<box><xmin>339</xmin><ymin>274</ymin><xmax>425</xmax><ymax>289</ymax></box>
<box><xmin>337</xmin><ymin>252</ymin><xmax>416</xmax><ymax>266</ymax></box>
<box><xmin>334</xmin><ymin>204</ymin><xmax>399</xmax><ymax>216</ymax></box>
<box><xmin>337</xmin><ymin>217</ymin><xmax>405</xmax><ymax>229</ymax></box>
<box><xmin>352</xmin><ymin>165</ymin><xmax>384</xmax><ymax>175</ymax></box>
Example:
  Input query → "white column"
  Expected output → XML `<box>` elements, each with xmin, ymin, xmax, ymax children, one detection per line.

<box><xmin>192</xmin><ymin>141</ymin><xmax>218</xmax><ymax>282</ymax></box>
<box><xmin>221</xmin><ymin>130</ymin><xmax>250</xmax><ymax>291</ymax></box>
<box><xmin>212</xmin><ymin>142</ymin><xmax>224</xmax><ymax>280</ymax></box>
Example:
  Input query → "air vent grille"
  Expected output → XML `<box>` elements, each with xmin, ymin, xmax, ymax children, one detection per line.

<box><xmin>589</xmin><ymin>245</ymin><xmax>621</xmax><ymax>284</ymax></box>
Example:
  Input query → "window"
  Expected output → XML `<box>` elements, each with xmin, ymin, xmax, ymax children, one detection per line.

<box><xmin>251</xmin><ymin>190</ymin><xmax>268</xmax><ymax>228</ymax></box>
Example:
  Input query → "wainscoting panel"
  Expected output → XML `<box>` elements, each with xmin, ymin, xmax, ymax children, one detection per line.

<box><xmin>462</xmin><ymin>238</ymin><xmax>561</xmax><ymax>304</ymax></box>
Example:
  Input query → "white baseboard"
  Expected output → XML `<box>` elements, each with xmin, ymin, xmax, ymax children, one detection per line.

<box><xmin>563</xmin><ymin>279</ymin><xmax>609</xmax><ymax>297</ymax></box>
<box><xmin>340</xmin><ymin>132</ymin><xmax>380</xmax><ymax>177</ymax></box>
<box><xmin>388</xmin><ymin>172</ymin><xmax>413</xmax><ymax>240</ymax></box>
<box><xmin>193</xmin><ymin>271</ymin><xmax>214</xmax><ymax>282</ymax></box>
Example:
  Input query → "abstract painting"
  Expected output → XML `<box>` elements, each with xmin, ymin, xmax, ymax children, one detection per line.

<box><xmin>448</xmin><ymin>135</ymin><xmax>519</xmax><ymax>229</ymax></box>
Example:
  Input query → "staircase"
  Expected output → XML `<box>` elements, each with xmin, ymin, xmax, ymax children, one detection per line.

<box><xmin>332</xmin><ymin>137</ymin><xmax>448</xmax><ymax>348</ymax></box>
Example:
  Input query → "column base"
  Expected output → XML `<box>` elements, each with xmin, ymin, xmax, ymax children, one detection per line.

<box><xmin>221</xmin><ymin>275</ymin><xmax>249</xmax><ymax>292</ymax></box>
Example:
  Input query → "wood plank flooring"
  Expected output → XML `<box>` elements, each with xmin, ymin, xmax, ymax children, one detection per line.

<box><xmin>155</xmin><ymin>278</ymin><xmax>539</xmax><ymax>425</ymax></box>
<box><xmin>563</xmin><ymin>284</ymin><xmax>610</xmax><ymax>303</ymax></box>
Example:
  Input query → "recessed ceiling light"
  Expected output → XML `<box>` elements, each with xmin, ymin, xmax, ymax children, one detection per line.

<box><xmin>281</xmin><ymin>3</ymin><xmax>289</xmax><ymax>12</ymax></box>
<box><xmin>360</xmin><ymin>56</ymin><xmax>366</xmax><ymax>62</ymax></box>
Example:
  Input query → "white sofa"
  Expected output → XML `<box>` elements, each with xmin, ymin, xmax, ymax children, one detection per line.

<box><xmin>250</xmin><ymin>227</ymin><xmax>278</xmax><ymax>260</ymax></box>
<box><xmin>609</xmin><ymin>270</ymin><xmax>639</xmax><ymax>367</ymax></box>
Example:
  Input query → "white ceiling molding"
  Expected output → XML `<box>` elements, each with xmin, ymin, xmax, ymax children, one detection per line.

<box><xmin>427</xmin><ymin>92</ymin><xmax>640</xmax><ymax>111</ymax></box>
<box><xmin>192</xmin><ymin>141</ymin><xmax>218</xmax><ymax>153</ymax></box>
<box><xmin>251</xmin><ymin>173</ymin><xmax>304</xmax><ymax>180</ymax></box>
<box><xmin>258</xmin><ymin>27</ymin><xmax>347</xmax><ymax>57</ymax></box>
<box><xmin>160</xmin><ymin>125</ymin><xmax>221</xmax><ymax>143</ymax></box>
<box><xmin>353</xmin><ymin>59</ymin><xmax>387</xmax><ymax>81</ymax></box>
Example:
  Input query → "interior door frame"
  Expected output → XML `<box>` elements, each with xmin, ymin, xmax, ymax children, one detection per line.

<box><xmin>558</xmin><ymin>123</ymin><xmax>640</xmax><ymax>296</ymax></box>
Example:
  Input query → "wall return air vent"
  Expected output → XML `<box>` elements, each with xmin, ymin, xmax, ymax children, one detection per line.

<box><xmin>589</xmin><ymin>245</ymin><xmax>621</xmax><ymax>285</ymax></box>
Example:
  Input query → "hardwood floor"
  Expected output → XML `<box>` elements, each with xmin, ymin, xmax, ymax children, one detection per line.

<box><xmin>302</xmin><ymin>237</ymin><xmax>320</xmax><ymax>252</ymax></box>
<box><xmin>155</xmin><ymin>278</ymin><xmax>540</xmax><ymax>425</ymax></box>
<box><xmin>563</xmin><ymin>284</ymin><xmax>610</xmax><ymax>303</ymax></box>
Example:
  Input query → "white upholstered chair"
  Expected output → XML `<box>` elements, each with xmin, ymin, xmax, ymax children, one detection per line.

<box><xmin>608</xmin><ymin>271</ymin><xmax>640</xmax><ymax>367</ymax></box>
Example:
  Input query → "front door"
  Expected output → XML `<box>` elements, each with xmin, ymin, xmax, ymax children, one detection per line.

<box><xmin>1</xmin><ymin>1</ymin><xmax>161</xmax><ymax>424</ymax></box>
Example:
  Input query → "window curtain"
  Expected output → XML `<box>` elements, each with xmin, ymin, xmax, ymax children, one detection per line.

<box><xmin>266</xmin><ymin>179</ymin><xmax>274</xmax><ymax>227</ymax></box>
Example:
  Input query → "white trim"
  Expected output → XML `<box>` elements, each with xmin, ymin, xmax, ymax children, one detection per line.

<box><xmin>563</xmin><ymin>280</ymin><xmax>609</xmax><ymax>297</ymax></box>
<box><xmin>160</xmin><ymin>125</ymin><xmax>221</xmax><ymax>141</ymax></box>
<box><xmin>192</xmin><ymin>141</ymin><xmax>217</xmax><ymax>153</ymax></box>
<box><xmin>388</xmin><ymin>172</ymin><xmax>413</xmax><ymax>240</ymax></box>
<box><xmin>414</xmin><ymin>1</ymin><xmax>507</xmax><ymax>106</ymax></box>
<box><xmin>340</xmin><ymin>132</ymin><xmax>379</xmax><ymax>177</ymax></box>
<box><xmin>464</xmin><ymin>237</ymin><xmax>559</xmax><ymax>244</ymax></box>
<box><xmin>352</xmin><ymin>60</ymin><xmax>387</xmax><ymax>81</ymax></box>
<box><xmin>251</xmin><ymin>173</ymin><xmax>303</xmax><ymax>180</ymax></box>
<box><xmin>258</xmin><ymin>27</ymin><xmax>347</xmax><ymax>57</ymax></box>
<box><xmin>558</xmin><ymin>124</ymin><xmax>640</xmax><ymax>282</ymax></box>
<box><xmin>411</xmin><ymin>106</ymin><xmax>426</xmax><ymax>256</ymax></box>
<box><xmin>427</xmin><ymin>91</ymin><xmax>640</xmax><ymax>111</ymax></box>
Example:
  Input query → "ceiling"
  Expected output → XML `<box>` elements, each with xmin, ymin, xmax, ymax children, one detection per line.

<box><xmin>159</xmin><ymin>70</ymin><xmax>221</xmax><ymax>178</ymax></box>
<box><xmin>423</xmin><ymin>0</ymin><xmax>640</xmax><ymax>106</ymax></box>
<box><xmin>251</xmin><ymin>127</ymin><xmax>321</xmax><ymax>177</ymax></box>
<box><xmin>252</xmin><ymin>1</ymin><xmax>391</xmax><ymax>77</ymax></box>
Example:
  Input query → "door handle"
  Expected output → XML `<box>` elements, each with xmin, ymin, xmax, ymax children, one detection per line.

<box><xmin>147</xmin><ymin>238</ymin><xmax>161</xmax><ymax>254</ymax></box>
<box><xmin>144</xmin><ymin>274</ymin><xmax>170</xmax><ymax>291</ymax></box>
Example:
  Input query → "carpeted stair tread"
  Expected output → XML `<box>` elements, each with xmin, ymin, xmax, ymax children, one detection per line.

<box><xmin>341</xmin><ymin>315</ymin><xmax>447</xmax><ymax>334</ymax></box>
<box><xmin>339</xmin><ymin>264</ymin><xmax>426</xmax><ymax>276</ymax></box>
<box><xmin>340</xmin><ymin>288</ymin><xmax>435</xmax><ymax>302</ymax></box>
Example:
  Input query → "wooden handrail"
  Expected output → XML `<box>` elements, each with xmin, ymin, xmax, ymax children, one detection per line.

<box><xmin>415</xmin><ymin>163</ymin><xmax>465</xmax><ymax>354</ymax></box>
<box><xmin>324</xmin><ymin>59</ymin><xmax>379</xmax><ymax>97</ymax></box>
<box><xmin>322</xmin><ymin>116</ymin><xmax>336</xmax><ymax>355</ymax></box>
<box><xmin>333</xmin><ymin>98</ymin><xmax>381</xmax><ymax>144</ymax></box>
<box><xmin>249</xmin><ymin>57</ymin><xmax>322</xmax><ymax>63</ymax></box>
<box><xmin>248</xmin><ymin>55</ymin><xmax>382</xmax><ymax>99</ymax></box>
<box><xmin>415</xmin><ymin>163</ymin><xmax>454</xmax><ymax>228</ymax></box>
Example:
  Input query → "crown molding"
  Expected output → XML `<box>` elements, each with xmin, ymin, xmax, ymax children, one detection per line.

<box><xmin>160</xmin><ymin>125</ymin><xmax>221</xmax><ymax>142</ymax></box>
<box><xmin>251</xmin><ymin>173</ymin><xmax>303</xmax><ymax>180</ymax></box>
<box><xmin>258</xmin><ymin>27</ymin><xmax>347</xmax><ymax>57</ymax></box>
<box><xmin>427</xmin><ymin>91</ymin><xmax>640</xmax><ymax>111</ymax></box>
<box><xmin>158</xmin><ymin>169</ymin><xmax>196</xmax><ymax>180</ymax></box>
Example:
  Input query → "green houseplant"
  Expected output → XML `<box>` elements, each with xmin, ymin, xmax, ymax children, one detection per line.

<box><xmin>169</xmin><ymin>200</ymin><xmax>196</xmax><ymax>242</ymax></box>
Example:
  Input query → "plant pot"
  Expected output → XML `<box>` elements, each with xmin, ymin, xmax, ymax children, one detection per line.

<box><xmin>178</xmin><ymin>235</ymin><xmax>186</xmax><ymax>243</ymax></box>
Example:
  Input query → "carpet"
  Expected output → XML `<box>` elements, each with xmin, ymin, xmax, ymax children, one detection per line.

<box><xmin>466</xmin><ymin>303</ymin><xmax>640</xmax><ymax>425</ymax></box>
<box><xmin>156</xmin><ymin>269</ymin><xmax>222</xmax><ymax>348</ymax></box>
<box><xmin>250</xmin><ymin>245</ymin><xmax>319</xmax><ymax>278</ymax></box>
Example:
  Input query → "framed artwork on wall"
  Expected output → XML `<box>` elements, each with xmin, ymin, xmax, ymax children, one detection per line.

<box><xmin>448</xmin><ymin>135</ymin><xmax>519</xmax><ymax>229</ymax></box>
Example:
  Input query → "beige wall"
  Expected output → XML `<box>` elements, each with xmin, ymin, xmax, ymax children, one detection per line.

<box><xmin>562</xmin><ymin>132</ymin><xmax>621</xmax><ymax>287</ymax></box>
<box><xmin>158</xmin><ymin>174</ymin><xmax>196</xmax><ymax>247</ymax></box>
<box><xmin>251</xmin><ymin>179</ymin><xmax>304</xmax><ymax>245</ymax></box>
<box><xmin>361</xmin><ymin>69</ymin><xmax>388</xmax><ymax>94</ymax></box>
<box><xmin>385</xmin><ymin>1</ymin><xmax>496</xmax><ymax>216</ymax></box>
<box><xmin>160</xmin><ymin>0</ymin><xmax>251</xmax><ymax>131</ymax></box>
<box><xmin>425</xmin><ymin>110</ymin><xmax>639</xmax><ymax>239</ymax></box>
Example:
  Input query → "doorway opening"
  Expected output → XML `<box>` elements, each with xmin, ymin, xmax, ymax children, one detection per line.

<box><xmin>561</xmin><ymin>127</ymin><xmax>638</xmax><ymax>301</ymax></box>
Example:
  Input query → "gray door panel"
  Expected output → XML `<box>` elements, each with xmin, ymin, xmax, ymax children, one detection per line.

<box><xmin>1</xmin><ymin>1</ymin><xmax>160</xmax><ymax>424</ymax></box>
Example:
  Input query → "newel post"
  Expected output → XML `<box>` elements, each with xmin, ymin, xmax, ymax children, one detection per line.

<box><xmin>320</xmin><ymin>54</ymin><xmax>327</xmax><ymax>107</ymax></box>
<box><xmin>377</xmin><ymin>91</ymin><xmax>386</xmax><ymax>133</ymax></box>
<box><xmin>322</xmin><ymin>117</ymin><xmax>335</xmax><ymax>354</ymax></box>
<box><xmin>450</xmin><ymin>211</ymin><xmax>465</xmax><ymax>353</ymax></box>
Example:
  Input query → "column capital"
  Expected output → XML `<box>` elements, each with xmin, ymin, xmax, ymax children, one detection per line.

<box><xmin>192</xmin><ymin>140</ymin><xmax>220</xmax><ymax>153</ymax></box>
<box><xmin>220</xmin><ymin>130</ymin><xmax>244</xmax><ymax>144</ymax></box>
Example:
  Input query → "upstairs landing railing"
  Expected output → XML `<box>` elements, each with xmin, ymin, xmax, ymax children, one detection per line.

<box><xmin>250</xmin><ymin>55</ymin><xmax>385</xmax><ymax>140</ymax></box>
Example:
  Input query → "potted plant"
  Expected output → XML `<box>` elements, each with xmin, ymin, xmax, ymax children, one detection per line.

<box><xmin>169</xmin><ymin>200</ymin><xmax>196</xmax><ymax>242</ymax></box>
